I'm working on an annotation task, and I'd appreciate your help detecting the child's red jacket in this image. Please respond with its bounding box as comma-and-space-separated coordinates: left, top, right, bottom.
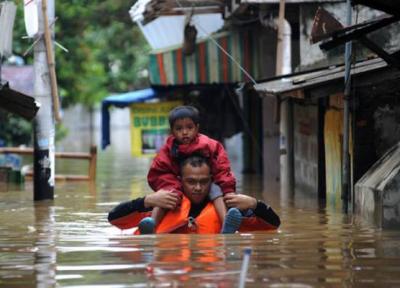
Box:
147, 133, 236, 195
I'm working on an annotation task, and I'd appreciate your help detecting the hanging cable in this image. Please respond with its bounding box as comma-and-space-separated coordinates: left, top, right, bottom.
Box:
174, 0, 258, 85
224, 84, 264, 162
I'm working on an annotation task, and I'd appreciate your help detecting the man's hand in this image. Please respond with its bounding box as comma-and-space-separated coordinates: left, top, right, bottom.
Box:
144, 189, 181, 210
224, 193, 257, 210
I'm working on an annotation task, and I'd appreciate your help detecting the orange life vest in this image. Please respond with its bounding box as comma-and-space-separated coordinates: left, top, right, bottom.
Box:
156, 195, 222, 234
130, 196, 277, 235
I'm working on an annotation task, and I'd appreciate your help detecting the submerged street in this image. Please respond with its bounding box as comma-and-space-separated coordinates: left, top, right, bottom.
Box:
1, 128, 400, 287
1, 0, 400, 286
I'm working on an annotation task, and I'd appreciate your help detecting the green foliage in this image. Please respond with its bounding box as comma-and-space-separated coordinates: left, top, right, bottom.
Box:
0, 111, 32, 146
0, 110, 71, 146
4, 1, 150, 145
13, 0, 150, 107
55, 122, 68, 143
55, 0, 150, 107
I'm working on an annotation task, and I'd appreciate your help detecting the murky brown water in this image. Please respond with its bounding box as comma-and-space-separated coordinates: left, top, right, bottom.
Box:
1, 146, 400, 287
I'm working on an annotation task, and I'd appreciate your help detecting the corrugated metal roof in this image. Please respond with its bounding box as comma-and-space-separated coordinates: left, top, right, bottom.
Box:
148, 30, 265, 85
254, 58, 387, 97
133, 14, 224, 50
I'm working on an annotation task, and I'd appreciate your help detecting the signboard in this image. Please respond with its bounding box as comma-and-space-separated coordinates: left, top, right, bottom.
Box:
130, 101, 182, 156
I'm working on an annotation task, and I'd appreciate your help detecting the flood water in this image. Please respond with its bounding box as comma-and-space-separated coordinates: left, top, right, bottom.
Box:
1, 127, 400, 287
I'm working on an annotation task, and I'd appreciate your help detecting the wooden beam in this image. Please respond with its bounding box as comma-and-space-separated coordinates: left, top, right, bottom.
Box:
24, 173, 90, 181
0, 145, 97, 181
360, 37, 400, 68
0, 147, 92, 159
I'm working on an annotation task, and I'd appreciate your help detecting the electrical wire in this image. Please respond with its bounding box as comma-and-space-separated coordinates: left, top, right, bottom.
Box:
225, 84, 264, 162
175, 0, 258, 85
176, 0, 265, 164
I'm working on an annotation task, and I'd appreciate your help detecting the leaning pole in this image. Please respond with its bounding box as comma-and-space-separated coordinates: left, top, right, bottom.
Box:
33, 0, 56, 201
341, 0, 352, 213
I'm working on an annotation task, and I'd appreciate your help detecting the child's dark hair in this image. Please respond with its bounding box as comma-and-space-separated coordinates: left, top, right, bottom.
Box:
169, 105, 200, 128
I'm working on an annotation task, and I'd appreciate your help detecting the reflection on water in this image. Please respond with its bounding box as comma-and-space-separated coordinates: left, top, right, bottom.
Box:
1, 135, 400, 287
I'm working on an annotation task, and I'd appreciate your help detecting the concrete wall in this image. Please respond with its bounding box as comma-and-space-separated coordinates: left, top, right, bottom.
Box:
355, 143, 400, 228
299, 4, 390, 70
59, 105, 131, 154
293, 103, 319, 196
353, 74, 400, 183
373, 105, 400, 158
262, 96, 280, 194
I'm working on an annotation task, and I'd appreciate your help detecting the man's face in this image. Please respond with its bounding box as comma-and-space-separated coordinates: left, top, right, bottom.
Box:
181, 163, 211, 204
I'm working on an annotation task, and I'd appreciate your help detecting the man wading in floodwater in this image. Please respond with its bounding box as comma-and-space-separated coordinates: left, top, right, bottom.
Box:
108, 155, 280, 234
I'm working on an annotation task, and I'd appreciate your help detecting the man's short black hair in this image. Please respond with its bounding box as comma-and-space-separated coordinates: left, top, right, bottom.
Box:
179, 154, 210, 173
169, 105, 200, 128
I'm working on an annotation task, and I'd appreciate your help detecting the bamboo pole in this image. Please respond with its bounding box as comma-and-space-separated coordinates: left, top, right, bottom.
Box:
41, 0, 61, 122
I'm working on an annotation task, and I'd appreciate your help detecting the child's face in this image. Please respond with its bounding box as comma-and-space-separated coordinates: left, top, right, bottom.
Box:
171, 117, 199, 144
